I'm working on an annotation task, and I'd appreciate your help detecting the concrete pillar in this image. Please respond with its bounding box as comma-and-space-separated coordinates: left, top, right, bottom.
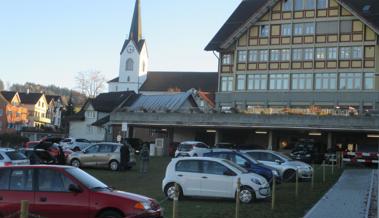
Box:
268, 131, 273, 150
127, 126, 134, 138
327, 132, 332, 150
215, 130, 221, 145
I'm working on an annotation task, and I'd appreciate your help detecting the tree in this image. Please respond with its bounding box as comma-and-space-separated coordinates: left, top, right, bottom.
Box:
0, 80, 4, 91
75, 70, 106, 98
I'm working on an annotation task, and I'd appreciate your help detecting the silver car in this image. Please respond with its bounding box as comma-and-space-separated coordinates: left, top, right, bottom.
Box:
60, 138, 91, 151
0, 148, 30, 166
241, 150, 313, 182
67, 143, 136, 171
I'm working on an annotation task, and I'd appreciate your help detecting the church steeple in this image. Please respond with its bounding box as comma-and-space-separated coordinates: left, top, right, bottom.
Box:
129, 0, 142, 44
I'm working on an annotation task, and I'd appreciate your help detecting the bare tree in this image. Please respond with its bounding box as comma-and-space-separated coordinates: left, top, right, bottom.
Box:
0, 79, 4, 91
75, 70, 106, 98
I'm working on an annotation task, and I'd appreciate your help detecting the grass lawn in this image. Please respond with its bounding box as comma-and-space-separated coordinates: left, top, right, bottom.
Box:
86, 157, 343, 218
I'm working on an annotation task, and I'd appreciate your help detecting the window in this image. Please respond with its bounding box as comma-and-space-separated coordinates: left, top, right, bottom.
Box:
221, 76, 233, 92
176, 160, 201, 173
304, 23, 315, 35
237, 50, 247, 63
9, 169, 33, 191
340, 20, 352, 33
292, 73, 313, 90
86, 111, 96, 119
315, 73, 337, 90
222, 54, 232, 65
247, 74, 267, 90
202, 161, 229, 175
304, 48, 314, 60
127, 76, 130, 82
248, 50, 258, 62
292, 48, 303, 61
339, 73, 362, 90
281, 49, 291, 61
38, 169, 74, 192
0, 109, 3, 116
339, 47, 351, 60
0, 169, 10, 190
364, 73, 375, 90
270, 74, 289, 90
352, 47, 363, 59
305, 0, 315, 9
234, 155, 249, 167
98, 144, 117, 153
236, 75, 246, 91
259, 50, 269, 61
294, 0, 304, 10
126, 59, 134, 71
85, 145, 99, 154
316, 21, 338, 34
316, 48, 326, 60
270, 50, 281, 61
260, 25, 269, 37
327, 47, 337, 60
283, 0, 292, 11
294, 23, 303, 35
281, 24, 292, 36
317, 0, 328, 9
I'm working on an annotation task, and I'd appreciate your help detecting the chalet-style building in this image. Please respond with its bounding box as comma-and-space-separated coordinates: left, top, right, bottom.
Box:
0, 91, 28, 132
18, 92, 50, 128
46, 95, 63, 128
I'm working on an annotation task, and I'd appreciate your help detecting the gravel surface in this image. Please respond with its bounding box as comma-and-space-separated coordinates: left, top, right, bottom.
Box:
305, 169, 374, 218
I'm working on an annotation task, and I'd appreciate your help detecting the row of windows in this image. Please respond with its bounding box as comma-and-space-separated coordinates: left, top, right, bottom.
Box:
221, 72, 375, 91
234, 46, 363, 63
283, 0, 329, 11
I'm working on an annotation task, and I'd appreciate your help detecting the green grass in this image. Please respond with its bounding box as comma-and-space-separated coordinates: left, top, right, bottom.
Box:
86, 157, 343, 218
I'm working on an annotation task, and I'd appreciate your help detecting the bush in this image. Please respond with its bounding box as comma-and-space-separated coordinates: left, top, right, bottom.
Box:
0, 133, 29, 148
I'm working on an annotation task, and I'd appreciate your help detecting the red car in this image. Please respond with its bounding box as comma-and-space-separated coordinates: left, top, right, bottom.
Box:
0, 165, 162, 218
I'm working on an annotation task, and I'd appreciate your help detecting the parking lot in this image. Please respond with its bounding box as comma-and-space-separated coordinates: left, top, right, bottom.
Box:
87, 157, 343, 218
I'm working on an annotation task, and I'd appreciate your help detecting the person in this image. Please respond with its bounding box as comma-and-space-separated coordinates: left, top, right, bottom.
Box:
140, 143, 150, 174
119, 143, 130, 171
57, 145, 65, 165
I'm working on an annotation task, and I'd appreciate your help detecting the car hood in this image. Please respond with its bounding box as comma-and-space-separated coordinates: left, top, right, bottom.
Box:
98, 190, 152, 202
285, 161, 311, 168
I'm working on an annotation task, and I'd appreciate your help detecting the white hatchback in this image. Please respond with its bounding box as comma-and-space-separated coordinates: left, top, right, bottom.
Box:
174, 141, 210, 157
162, 157, 270, 203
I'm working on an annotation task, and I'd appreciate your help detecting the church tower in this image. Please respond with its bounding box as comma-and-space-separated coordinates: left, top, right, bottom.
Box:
108, 0, 148, 93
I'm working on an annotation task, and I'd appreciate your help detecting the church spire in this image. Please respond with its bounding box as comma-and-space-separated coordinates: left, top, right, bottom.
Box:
129, 0, 142, 44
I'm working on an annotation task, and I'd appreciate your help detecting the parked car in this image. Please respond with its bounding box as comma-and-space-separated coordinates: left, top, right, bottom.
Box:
60, 138, 91, 151
34, 140, 72, 161
67, 142, 136, 171
0, 148, 30, 167
162, 157, 270, 204
0, 165, 162, 218
242, 150, 313, 182
174, 141, 210, 157
289, 140, 325, 163
204, 150, 281, 184
19, 148, 56, 165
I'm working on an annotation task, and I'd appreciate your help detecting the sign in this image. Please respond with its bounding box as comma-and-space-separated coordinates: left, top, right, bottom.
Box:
117, 135, 122, 143
122, 122, 128, 132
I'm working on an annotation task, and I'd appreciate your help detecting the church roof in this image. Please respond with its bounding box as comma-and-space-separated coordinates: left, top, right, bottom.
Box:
120, 39, 146, 54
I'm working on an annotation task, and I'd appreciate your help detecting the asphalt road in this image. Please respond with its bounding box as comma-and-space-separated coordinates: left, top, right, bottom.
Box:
304, 169, 376, 218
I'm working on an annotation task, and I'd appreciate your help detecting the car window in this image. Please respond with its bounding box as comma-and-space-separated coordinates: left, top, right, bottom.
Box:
196, 143, 209, 148
99, 144, 116, 153
0, 169, 10, 190
202, 161, 230, 175
66, 168, 108, 189
176, 160, 201, 173
61, 139, 71, 143
86, 145, 99, 154
0, 153, 3, 160
9, 169, 33, 191
76, 139, 90, 143
38, 169, 74, 192
235, 155, 249, 166
247, 152, 260, 160
178, 144, 193, 151
211, 153, 230, 160
6, 151, 27, 160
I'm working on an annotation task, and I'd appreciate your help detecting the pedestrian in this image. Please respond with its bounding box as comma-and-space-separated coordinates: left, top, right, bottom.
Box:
140, 143, 150, 174
119, 143, 130, 171
57, 145, 65, 165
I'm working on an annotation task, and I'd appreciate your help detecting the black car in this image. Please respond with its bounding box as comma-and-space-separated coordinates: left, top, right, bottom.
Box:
20, 148, 56, 165
290, 140, 324, 163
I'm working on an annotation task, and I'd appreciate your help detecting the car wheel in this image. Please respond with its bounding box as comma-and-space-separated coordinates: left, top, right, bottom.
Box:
283, 169, 296, 182
109, 160, 119, 171
239, 187, 255, 204
164, 183, 183, 200
98, 210, 123, 218
71, 159, 81, 168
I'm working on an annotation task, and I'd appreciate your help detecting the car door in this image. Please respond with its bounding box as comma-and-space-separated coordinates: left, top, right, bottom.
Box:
200, 160, 235, 198
0, 168, 36, 217
80, 145, 100, 167
96, 144, 113, 167
33, 168, 89, 218
175, 160, 202, 196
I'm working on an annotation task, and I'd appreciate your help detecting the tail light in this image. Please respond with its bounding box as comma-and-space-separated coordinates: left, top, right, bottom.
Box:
4, 162, 12, 166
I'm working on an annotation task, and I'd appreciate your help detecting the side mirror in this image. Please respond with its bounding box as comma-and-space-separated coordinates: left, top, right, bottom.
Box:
223, 170, 236, 176
68, 184, 82, 193
275, 159, 282, 165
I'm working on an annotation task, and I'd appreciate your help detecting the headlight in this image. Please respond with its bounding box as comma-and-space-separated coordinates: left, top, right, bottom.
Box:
134, 201, 151, 210
251, 178, 262, 185
272, 170, 279, 177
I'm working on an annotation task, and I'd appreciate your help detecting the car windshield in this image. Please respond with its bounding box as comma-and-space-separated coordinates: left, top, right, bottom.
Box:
222, 159, 248, 174
6, 151, 27, 160
178, 144, 193, 151
240, 153, 259, 164
275, 152, 293, 161
65, 168, 108, 189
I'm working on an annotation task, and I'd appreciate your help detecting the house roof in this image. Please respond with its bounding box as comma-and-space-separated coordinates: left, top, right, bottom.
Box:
92, 115, 110, 127
205, 0, 269, 51
91, 91, 136, 113
0, 91, 17, 102
45, 95, 61, 104
138, 71, 218, 93
18, 93, 44, 105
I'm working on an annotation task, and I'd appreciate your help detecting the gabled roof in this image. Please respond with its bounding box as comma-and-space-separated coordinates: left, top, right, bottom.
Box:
91, 91, 136, 113
0, 91, 17, 103
120, 39, 146, 54
45, 95, 61, 104
18, 93, 44, 105
139, 71, 218, 93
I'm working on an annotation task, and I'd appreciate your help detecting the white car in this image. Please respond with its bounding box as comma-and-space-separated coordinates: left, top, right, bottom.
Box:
242, 150, 313, 182
162, 157, 270, 203
174, 141, 210, 157
0, 148, 30, 166
60, 138, 91, 151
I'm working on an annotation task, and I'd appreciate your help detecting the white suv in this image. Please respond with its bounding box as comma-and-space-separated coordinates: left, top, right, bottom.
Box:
0, 148, 30, 166
162, 157, 270, 203
174, 141, 210, 157
60, 138, 91, 151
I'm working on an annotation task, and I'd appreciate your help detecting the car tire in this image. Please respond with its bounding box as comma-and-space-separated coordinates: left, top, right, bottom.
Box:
109, 160, 119, 171
238, 187, 255, 204
98, 210, 123, 218
71, 159, 81, 168
283, 169, 296, 182
164, 183, 183, 200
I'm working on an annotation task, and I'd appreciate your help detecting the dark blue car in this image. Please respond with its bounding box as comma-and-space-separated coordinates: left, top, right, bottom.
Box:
204, 150, 281, 184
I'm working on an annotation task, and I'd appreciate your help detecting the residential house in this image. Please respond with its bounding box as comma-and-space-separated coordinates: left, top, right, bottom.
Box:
19, 92, 50, 128
0, 91, 28, 132
46, 95, 64, 128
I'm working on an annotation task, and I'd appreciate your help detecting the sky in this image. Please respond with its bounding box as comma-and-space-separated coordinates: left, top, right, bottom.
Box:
0, 0, 240, 90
